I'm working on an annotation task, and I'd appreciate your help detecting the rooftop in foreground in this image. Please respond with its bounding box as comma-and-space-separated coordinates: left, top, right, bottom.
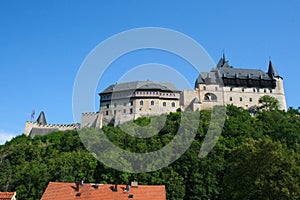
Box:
41, 182, 166, 200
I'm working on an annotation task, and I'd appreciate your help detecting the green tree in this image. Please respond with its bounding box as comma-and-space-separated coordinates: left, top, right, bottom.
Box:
223, 137, 300, 200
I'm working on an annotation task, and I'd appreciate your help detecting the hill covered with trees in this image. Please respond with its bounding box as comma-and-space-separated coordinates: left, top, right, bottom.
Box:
1, 98, 300, 199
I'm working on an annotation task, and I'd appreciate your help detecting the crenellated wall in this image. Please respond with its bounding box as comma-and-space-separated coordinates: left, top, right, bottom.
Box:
24, 121, 80, 136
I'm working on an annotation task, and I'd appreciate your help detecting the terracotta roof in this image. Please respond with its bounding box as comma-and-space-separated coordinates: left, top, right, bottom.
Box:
41, 182, 166, 200
0, 192, 16, 200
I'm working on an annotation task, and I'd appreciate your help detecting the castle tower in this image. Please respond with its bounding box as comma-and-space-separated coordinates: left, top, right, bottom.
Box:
267, 60, 287, 110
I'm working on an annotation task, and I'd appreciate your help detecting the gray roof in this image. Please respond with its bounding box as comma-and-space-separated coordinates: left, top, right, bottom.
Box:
267, 60, 280, 78
100, 81, 180, 94
36, 111, 47, 125
196, 56, 280, 86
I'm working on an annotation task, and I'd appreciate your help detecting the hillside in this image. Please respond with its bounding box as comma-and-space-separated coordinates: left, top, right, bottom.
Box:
1, 104, 300, 199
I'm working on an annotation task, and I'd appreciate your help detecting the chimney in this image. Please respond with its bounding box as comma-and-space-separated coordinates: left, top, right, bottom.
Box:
75, 180, 84, 191
75, 181, 79, 192
131, 181, 138, 187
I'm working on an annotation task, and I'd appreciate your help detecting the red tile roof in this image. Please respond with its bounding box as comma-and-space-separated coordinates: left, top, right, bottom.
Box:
0, 192, 16, 200
41, 182, 166, 200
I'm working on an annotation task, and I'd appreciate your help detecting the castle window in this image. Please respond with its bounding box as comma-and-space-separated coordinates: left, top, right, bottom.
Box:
124, 102, 126, 106
140, 100, 143, 106
172, 102, 176, 107
123, 109, 126, 113
151, 100, 155, 106
106, 111, 109, 116
257, 88, 260, 92
230, 97, 233, 101
114, 103, 117, 107
106, 104, 109, 108
203, 86, 206, 90
270, 89, 273, 93
253, 88, 256, 92
242, 88, 245, 92
130, 101, 133, 106
130, 108, 133, 114
114, 110, 116, 115
215, 87, 218, 91
163, 102, 166, 107
204, 93, 217, 101
264, 89, 267, 93
250, 98, 252, 102
230, 87, 233, 91
240, 97, 243, 102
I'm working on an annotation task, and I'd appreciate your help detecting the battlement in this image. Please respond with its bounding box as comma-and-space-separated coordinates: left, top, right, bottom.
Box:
81, 112, 99, 116
24, 121, 80, 137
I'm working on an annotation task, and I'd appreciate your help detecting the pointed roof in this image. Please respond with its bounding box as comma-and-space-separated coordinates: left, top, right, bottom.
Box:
36, 111, 47, 125
216, 53, 231, 69
267, 60, 280, 78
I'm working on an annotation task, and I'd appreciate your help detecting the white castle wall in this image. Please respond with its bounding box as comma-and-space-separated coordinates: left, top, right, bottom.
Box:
24, 121, 80, 136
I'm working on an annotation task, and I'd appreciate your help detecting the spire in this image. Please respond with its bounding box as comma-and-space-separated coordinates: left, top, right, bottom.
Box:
36, 111, 47, 125
217, 52, 231, 69
267, 60, 280, 78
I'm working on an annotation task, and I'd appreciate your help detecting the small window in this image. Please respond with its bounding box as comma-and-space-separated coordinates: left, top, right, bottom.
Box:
230, 88, 233, 91
257, 88, 260, 92
130, 108, 133, 114
203, 86, 206, 90
240, 97, 243, 102
105, 111, 109, 116
250, 98, 253, 102
114, 103, 117, 107
106, 104, 109, 108
229, 97, 233, 101
163, 102, 166, 107
242, 88, 245, 92
151, 100, 154, 106
270, 89, 272, 93
264, 89, 267, 93
140, 100, 143, 106
123, 109, 126, 114
215, 87, 218, 91
171, 102, 175, 107
114, 110, 116, 115
123, 102, 126, 106
130, 101, 133, 106
253, 88, 256, 92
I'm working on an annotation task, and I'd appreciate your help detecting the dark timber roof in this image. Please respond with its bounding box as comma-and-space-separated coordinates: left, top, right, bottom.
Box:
195, 55, 281, 88
36, 111, 47, 125
100, 81, 180, 94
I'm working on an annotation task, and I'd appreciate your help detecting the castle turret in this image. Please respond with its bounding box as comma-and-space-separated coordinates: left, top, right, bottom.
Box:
36, 111, 47, 125
267, 60, 280, 78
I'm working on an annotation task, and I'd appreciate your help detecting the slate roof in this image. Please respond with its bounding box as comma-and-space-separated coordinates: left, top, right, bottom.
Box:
0, 192, 16, 200
41, 182, 166, 200
36, 111, 47, 125
100, 81, 179, 94
195, 56, 280, 87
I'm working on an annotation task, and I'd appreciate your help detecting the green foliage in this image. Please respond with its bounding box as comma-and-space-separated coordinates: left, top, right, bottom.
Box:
0, 106, 300, 199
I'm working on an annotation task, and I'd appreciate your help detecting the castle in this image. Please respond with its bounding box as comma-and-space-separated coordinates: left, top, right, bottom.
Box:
24, 56, 286, 137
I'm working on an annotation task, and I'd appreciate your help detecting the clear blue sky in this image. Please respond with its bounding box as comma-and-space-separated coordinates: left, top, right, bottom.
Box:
0, 0, 299, 143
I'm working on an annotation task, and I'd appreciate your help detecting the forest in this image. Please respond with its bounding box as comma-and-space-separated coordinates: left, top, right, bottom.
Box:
0, 96, 300, 200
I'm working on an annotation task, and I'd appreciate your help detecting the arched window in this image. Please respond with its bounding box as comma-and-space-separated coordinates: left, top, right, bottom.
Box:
204, 93, 217, 101
140, 100, 143, 106
151, 100, 154, 106
171, 102, 175, 107
163, 102, 166, 107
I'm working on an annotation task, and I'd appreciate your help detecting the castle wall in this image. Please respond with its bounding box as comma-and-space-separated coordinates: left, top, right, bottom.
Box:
100, 97, 180, 126
195, 77, 287, 110
24, 121, 80, 137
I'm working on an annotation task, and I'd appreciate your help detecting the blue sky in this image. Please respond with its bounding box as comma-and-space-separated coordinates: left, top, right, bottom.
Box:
0, 0, 299, 143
